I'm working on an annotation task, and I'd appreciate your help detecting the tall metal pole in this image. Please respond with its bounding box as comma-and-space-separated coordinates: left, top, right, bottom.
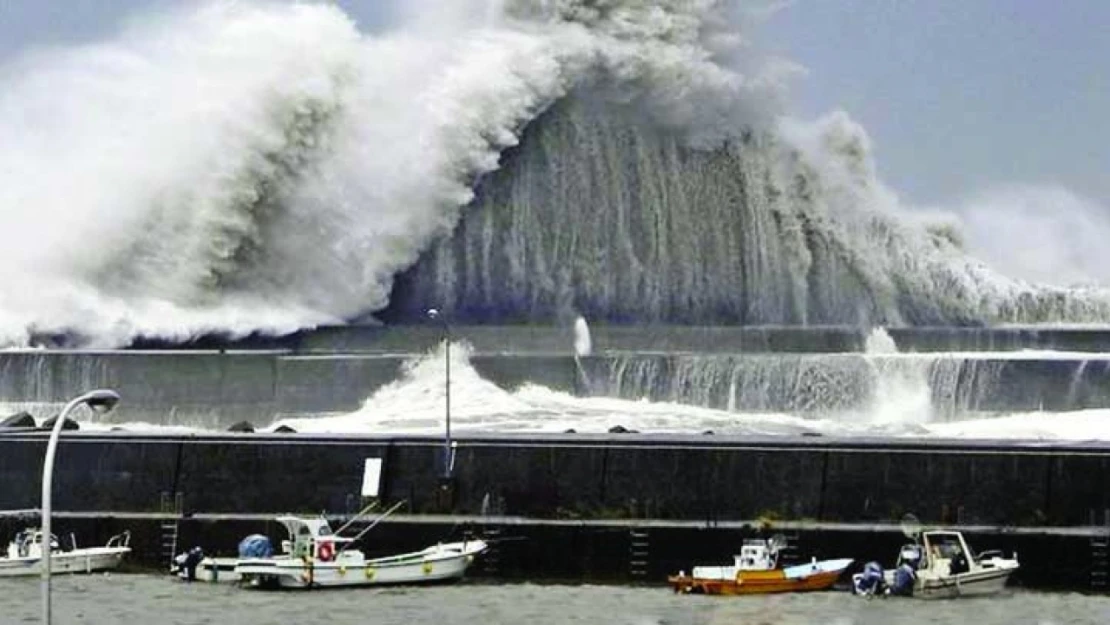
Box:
41, 389, 120, 625
444, 326, 451, 477
427, 309, 452, 478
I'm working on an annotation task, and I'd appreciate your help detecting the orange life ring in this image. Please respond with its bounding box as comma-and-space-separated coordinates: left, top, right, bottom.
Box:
317, 541, 335, 562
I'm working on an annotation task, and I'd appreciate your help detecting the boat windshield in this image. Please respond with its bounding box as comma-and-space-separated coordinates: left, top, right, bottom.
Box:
924, 532, 971, 574
925, 533, 966, 559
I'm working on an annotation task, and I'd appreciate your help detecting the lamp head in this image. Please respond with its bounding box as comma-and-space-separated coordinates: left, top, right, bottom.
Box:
83, 389, 121, 415
427, 308, 440, 320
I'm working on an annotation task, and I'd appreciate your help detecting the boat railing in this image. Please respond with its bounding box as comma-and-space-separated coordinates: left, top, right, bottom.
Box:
338, 500, 408, 554
106, 530, 131, 549
976, 549, 1004, 562
333, 500, 381, 536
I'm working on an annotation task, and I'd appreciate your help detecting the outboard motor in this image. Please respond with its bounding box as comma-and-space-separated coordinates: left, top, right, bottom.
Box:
175, 546, 205, 582
854, 561, 886, 596
890, 563, 916, 596
237, 534, 274, 559
14, 531, 29, 558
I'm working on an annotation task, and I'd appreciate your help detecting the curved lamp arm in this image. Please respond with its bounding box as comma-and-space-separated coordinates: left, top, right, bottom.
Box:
42, 389, 120, 625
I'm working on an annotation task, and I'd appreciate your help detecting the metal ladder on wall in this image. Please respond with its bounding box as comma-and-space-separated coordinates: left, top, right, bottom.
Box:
1091, 535, 1108, 590
629, 528, 650, 579
159, 492, 183, 568
480, 526, 502, 576
1089, 508, 1109, 591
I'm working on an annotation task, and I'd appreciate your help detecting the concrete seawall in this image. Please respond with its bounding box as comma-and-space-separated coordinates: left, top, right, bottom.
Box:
4, 350, 1110, 427
0, 351, 580, 426
2, 432, 1108, 525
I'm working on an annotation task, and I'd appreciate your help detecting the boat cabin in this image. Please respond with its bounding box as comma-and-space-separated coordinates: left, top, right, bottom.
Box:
922, 531, 973, 574
733, 539, 778, 571
895, 530, 979, 576
276, 516, 331, 558
6, 529, 60, 560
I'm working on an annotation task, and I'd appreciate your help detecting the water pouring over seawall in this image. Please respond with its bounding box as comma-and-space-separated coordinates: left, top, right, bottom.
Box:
5, 326, 1110, 440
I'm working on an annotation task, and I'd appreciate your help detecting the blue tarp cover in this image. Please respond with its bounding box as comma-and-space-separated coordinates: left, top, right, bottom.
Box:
237, 534, 273, 559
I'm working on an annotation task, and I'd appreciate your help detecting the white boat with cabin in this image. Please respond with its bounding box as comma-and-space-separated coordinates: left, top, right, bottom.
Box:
176, 503, 487, 589
236, 515, 486, 589
0, 528, 131, 577
853, 529, 1019, 599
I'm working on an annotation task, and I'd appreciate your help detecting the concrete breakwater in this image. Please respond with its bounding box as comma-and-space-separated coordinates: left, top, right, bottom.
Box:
1, 432, 1108, 589
3, 349, 1110, 427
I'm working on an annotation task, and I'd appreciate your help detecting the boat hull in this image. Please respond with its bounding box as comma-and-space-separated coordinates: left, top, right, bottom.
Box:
238, 555, 475, 589
910, 567, 1016, 599
235, 541, 485, 589
670, 568, 846, 595
176, 557, 240, 583
854, 563, 1019, 599
0, 548, 130, 578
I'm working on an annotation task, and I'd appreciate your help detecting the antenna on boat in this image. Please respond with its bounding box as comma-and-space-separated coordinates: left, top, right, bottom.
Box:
767, 533, 788, 554
763, 535, 790, 559
900, 513, 923, 541
426, 308, 455, 479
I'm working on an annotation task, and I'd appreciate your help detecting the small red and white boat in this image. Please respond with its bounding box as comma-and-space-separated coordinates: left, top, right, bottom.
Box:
669, 537, 853, 595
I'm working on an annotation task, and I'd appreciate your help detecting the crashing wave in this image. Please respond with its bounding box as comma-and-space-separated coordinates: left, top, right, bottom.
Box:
0, 0, 1106, 346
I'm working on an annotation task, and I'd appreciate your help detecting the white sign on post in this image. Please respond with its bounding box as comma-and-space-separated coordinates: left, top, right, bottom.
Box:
361, 458, 383, 498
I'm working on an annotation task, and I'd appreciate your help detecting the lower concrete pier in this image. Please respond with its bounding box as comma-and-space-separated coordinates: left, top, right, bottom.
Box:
1, 432, 1109, 590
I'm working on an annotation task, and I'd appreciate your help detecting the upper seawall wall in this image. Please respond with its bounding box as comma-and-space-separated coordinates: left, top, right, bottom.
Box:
4, 349, 1110, 427
0, 351, 577, 426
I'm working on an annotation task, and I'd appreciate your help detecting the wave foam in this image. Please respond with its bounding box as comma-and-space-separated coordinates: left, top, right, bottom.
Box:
0, 0, 792, 346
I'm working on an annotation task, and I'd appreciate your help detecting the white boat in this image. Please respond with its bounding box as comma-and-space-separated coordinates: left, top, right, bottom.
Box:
0, 528, 131, 577
853, 529, 1019, 599
177, 509, 487, 589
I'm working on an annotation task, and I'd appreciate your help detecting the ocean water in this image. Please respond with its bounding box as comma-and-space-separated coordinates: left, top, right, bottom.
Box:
1, 576, 1108, 625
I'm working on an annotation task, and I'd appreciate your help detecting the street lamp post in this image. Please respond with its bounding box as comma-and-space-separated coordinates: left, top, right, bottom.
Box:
426, 308, 453, 478
42, 389, 120, 625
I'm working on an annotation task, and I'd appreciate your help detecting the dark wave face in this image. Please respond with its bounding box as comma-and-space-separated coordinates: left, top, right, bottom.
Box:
385, 92, 1110, 327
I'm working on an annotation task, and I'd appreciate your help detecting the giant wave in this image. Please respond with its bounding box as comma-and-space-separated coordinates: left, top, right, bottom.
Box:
0, 0, 1107, 347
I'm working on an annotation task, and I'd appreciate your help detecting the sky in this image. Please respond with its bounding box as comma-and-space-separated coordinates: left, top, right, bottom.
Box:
0, 0, 1106, 209
759, 0, 1110, 208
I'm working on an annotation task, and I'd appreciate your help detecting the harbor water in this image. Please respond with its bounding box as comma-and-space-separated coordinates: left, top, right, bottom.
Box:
1, 576, 1108, 625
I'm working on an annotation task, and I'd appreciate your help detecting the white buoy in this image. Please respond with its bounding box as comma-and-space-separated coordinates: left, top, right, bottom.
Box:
573, 316, 592, 357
